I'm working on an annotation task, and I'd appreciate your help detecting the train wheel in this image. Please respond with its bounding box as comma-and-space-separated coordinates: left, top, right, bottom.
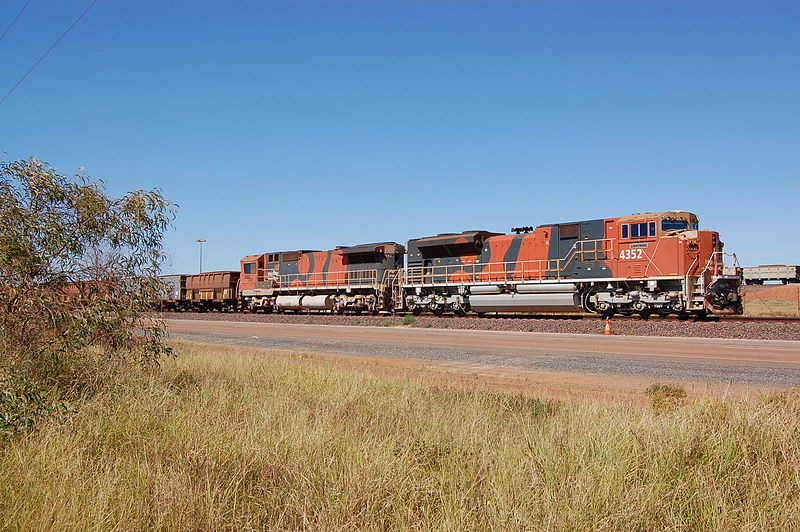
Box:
432, 307, 444, 317
412, 308, 423, 316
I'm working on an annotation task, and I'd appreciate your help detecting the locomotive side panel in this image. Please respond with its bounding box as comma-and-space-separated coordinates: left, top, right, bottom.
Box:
544, 219, 610, 280
406, 231, 499, 285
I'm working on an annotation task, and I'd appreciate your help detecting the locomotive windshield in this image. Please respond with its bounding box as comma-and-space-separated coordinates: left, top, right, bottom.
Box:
661, 219, 688, 231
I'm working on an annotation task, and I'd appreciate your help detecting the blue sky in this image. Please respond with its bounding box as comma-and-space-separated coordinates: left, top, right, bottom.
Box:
1, 0, 798, 273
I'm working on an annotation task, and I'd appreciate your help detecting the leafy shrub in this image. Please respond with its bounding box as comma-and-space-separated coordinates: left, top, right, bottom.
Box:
0, 158, 175, 393
0, 373, 72, 442
401, 314, 417, 326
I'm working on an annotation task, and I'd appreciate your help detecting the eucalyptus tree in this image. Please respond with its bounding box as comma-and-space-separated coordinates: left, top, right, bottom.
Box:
0, 157, 176, 392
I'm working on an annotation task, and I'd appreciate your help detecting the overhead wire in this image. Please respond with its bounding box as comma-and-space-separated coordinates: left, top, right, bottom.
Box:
0, 0, 98, 108
0, 0, 33, 43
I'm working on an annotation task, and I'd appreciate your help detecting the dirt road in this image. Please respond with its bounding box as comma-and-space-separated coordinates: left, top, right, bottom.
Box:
166, 319, 800, 393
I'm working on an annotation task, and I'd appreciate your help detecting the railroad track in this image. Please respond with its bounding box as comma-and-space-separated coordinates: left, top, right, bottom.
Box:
162, 310, 800, 323
163, 311, 800, 341
372, 311, 799, 322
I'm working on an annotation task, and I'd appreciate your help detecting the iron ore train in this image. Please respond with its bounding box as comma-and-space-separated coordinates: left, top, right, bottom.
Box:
160, 210, 743, 319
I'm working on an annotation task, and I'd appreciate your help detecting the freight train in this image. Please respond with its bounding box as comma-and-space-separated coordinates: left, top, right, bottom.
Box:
742, 265, 800, 285
160, 210, 743, 319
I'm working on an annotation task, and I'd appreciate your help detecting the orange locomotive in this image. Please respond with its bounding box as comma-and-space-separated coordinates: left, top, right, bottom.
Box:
403, 211, 741, 318
239, 243, 404, 314
232, 211, 741, 319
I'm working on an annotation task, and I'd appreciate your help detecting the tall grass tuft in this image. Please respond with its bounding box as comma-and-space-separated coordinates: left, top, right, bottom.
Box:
0, 344, 799, 530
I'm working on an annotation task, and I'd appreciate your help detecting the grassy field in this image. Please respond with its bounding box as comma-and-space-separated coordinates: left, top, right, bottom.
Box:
1, 343, 799, 531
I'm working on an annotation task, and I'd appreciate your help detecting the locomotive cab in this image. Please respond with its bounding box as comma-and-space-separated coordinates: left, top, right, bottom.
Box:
597, 211, 741, 317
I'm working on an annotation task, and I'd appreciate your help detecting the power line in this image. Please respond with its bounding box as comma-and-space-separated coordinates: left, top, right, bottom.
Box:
0, 0, 33, 44
0, 0, 98, 108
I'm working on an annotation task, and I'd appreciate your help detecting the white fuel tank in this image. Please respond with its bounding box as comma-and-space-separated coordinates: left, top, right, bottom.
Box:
302, 295, 333, 310
468, 293, 578, 312
275, 295, 304, 310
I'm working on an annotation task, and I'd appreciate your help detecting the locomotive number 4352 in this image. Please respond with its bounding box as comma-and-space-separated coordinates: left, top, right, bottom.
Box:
619, 248, 645, 260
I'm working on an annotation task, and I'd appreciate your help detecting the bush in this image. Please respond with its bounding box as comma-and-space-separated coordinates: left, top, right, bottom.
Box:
0, 374, 72, 442
401, 314, 417, 326
0, 157, 175, 422
645, 383, 687, 412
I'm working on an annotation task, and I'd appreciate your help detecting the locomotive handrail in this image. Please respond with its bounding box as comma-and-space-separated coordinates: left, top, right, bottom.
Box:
403, 238, 615, 286
684, 257, 699, 278
275, 269, 380, 291
699, 251, 739, 279
558, 238, 615, 273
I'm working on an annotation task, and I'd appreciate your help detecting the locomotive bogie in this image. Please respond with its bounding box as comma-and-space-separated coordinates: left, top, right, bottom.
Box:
404, 292, 466, 315
590, 285, 685, 318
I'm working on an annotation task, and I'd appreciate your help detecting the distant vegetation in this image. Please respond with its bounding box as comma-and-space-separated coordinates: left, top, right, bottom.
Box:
0, 157, 175, 439
402, 314, 417, 326
1, 343, 798, 530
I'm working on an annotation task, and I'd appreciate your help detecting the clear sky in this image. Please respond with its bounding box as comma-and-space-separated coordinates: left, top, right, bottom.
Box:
1, 0, 798, 273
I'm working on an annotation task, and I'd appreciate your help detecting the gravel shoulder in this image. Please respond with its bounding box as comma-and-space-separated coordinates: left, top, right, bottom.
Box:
166, 319, 800, 389
164, 311, 800, 341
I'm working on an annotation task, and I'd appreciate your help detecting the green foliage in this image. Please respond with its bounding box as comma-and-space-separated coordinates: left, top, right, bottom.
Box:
0, 373, 72, 442
646, 383, 687, 412
401, 314, 417, 326
0, 157, 176, 396
379, 318, 392, 327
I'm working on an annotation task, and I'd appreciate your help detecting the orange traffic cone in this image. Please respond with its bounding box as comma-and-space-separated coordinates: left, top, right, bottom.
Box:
603, 318, 613, 335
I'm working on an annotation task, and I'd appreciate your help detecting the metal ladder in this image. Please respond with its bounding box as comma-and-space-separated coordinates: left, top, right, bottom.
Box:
382, 269, 405, 311
688, 276, 706, 310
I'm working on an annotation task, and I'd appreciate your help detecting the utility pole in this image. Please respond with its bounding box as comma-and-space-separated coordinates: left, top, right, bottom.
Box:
196, 239, 206, 273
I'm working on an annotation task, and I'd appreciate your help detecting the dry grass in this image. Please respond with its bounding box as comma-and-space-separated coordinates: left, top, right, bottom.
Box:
1, 342, 799, 531
744, 299, 800, 317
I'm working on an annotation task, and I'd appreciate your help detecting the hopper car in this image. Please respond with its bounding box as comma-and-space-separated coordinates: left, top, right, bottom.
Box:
160, 271, 239, 312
